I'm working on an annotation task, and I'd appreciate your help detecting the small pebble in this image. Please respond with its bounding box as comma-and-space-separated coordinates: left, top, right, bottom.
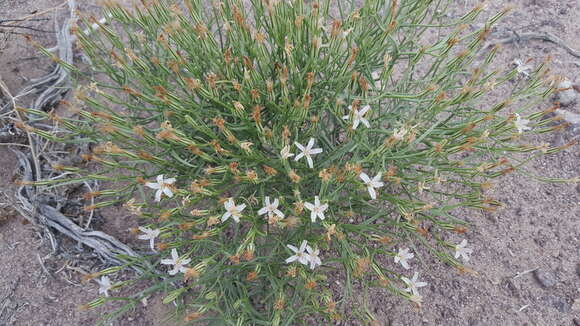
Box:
545, 295, 571, 313
557, 79, 577, 106
555, 109, 580, 126
574, 318, 580, 326
533, 269, 558, 288
572, 298, 580, 311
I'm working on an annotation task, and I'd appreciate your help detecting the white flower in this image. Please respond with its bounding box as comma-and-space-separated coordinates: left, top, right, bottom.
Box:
145, 175, 176, 202
513, 59, 532, 76
340, 28, 353, 39
306, 245, 322, 270
401, 272, 428, 296
304, 196, 328, 223
160, 248, 191, 275
285, 240, 309, 265
280, 145, 295, 159
221, 198, 246, 223
342, 105, 371, 130
514, 113, 531, 134
359, 172, 384, 200
258, 196, 285, 219
394, 248, 414, 270
454, 239, 473, 262
294, 138, 323, 168
392, 128, 407, 141
138, 227, 160, 252
97, 276, 112, 297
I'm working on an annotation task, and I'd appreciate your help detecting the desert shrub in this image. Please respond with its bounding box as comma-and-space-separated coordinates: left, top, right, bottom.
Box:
25, 0, 571, 324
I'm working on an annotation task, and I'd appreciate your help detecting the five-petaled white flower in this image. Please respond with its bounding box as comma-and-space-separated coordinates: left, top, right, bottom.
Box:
514, 113, 531, 134
221, 198, 246, 223
513, 59, 532, 76
401, 272, 428, 296
145, 175, 176, 202
454, 239, 473, 262
394, 248, 414, 270
97, 276, 112, 297
304, 196, 328, 223
306, 245, 322, 270
138, 226, 161, 252
258, 196, 285, 220
280, 145, 295, 159
160, 248, 191, 275
343, 105, 371, 130
285, 240, 309, 265
294, 138, 323, 168
359, 172, 384, 200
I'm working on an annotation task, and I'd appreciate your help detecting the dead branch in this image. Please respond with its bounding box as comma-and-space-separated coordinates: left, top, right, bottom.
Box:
1, 0, 144, 271
487, 31, 580, 58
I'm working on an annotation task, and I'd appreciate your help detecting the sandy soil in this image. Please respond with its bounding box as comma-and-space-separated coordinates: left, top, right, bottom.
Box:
0, 0, 578, 325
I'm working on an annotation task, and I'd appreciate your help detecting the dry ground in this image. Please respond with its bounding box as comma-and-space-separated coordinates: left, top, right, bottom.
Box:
0, 0, 578, 325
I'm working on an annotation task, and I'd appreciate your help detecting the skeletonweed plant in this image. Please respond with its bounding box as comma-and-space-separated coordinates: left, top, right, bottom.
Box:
24, 0, 574, 324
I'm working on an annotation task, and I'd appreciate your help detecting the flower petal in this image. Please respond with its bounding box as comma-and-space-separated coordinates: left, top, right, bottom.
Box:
221, 212, 231, 222
285, 255, 298, 264
306, 156, 314, 168
163, 187, 174, 198
145, 182, 160, 190
294, 142, 305, 151
299, 240, 308, 252
368, 186, 377, 199
237, 203, 246, 212
361, 118, 370, 128
309, 148, 323, 154
359, 172, 370, 183
165, 177, 176, 184
307, 138, 315, 149
310, 211, 318, 222
359, 105, 370, 115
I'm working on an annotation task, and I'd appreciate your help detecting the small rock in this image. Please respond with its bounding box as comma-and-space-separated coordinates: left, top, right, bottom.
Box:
501, 278, 521, 298
573, 298, 580, 311
557, 79, 577, 106
533, 269, 558, 288
576, 263, 580, 277
556, 109, 580, 126
545, 295, 571, 313
574, 318, 580, 326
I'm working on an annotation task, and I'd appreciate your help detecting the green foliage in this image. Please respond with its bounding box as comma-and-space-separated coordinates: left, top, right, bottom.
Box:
27, 0, 570, 324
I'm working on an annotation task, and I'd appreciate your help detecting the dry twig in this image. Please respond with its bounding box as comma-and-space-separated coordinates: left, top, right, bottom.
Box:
486, 31, 580, 58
